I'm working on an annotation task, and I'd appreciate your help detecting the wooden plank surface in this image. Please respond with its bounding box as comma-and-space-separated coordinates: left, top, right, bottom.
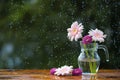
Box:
0, 69, 120, 80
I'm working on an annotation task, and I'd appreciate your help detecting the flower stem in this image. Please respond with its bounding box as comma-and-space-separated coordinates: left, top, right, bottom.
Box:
83, 44, 93, 73
83, 43, 97, 74
91, 42, 97, 73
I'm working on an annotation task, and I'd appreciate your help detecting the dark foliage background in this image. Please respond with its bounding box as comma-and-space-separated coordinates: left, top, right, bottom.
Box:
0, 0, 119, 69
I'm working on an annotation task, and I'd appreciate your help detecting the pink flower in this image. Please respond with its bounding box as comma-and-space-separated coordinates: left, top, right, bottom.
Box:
72, 68, 82, 76
82, 35, 92, 44
67, 21, 84, 41
88, 29, 107, 43
54, 65, 73, 76
50, 68, 57, 75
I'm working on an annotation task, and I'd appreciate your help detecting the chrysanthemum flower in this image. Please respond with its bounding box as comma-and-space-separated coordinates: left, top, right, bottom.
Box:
82, 35, 92, 44
50, 68, 57, 75
54, 65, 73, 76
72, 68, 82, 76
88, 28, 106, 43
67, 21, 84, 41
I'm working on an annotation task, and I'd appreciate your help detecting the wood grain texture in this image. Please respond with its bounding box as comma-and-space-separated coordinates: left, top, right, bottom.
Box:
0, 69, 120, 80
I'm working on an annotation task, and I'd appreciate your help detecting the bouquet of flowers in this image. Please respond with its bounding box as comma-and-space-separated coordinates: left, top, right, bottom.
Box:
67, 21, 106, 43
67, 21, 107, 74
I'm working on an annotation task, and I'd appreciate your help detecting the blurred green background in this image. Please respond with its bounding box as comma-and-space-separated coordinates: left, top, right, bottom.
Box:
0, 0, 119, 69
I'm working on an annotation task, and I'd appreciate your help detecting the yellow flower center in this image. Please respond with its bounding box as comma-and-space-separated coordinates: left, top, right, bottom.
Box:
72, 28, 77, 33
94, 33, 101, 37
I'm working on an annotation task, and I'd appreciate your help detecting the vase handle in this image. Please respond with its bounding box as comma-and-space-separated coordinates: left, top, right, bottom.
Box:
98, 45, 109, 62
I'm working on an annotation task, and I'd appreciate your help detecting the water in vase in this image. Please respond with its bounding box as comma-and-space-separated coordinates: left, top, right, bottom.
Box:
78, 59, 100, 75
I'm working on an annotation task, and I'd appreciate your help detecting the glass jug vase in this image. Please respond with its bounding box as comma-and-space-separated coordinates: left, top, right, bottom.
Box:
78, 42, 109, 77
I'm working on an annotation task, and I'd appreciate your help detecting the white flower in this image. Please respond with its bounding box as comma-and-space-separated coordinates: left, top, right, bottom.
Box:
88, 28, 107, 43
67, 21, 84, 41
54, 65, 73, 76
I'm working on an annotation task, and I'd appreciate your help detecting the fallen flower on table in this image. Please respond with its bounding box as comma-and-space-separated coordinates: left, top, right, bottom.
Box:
72, 68, 82, 76
50, 68, 57, 75
54, 65, 73, 76
50, 65, 82, 76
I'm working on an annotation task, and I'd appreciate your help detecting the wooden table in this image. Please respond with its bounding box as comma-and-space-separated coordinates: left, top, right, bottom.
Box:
0, 69, 120, 80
